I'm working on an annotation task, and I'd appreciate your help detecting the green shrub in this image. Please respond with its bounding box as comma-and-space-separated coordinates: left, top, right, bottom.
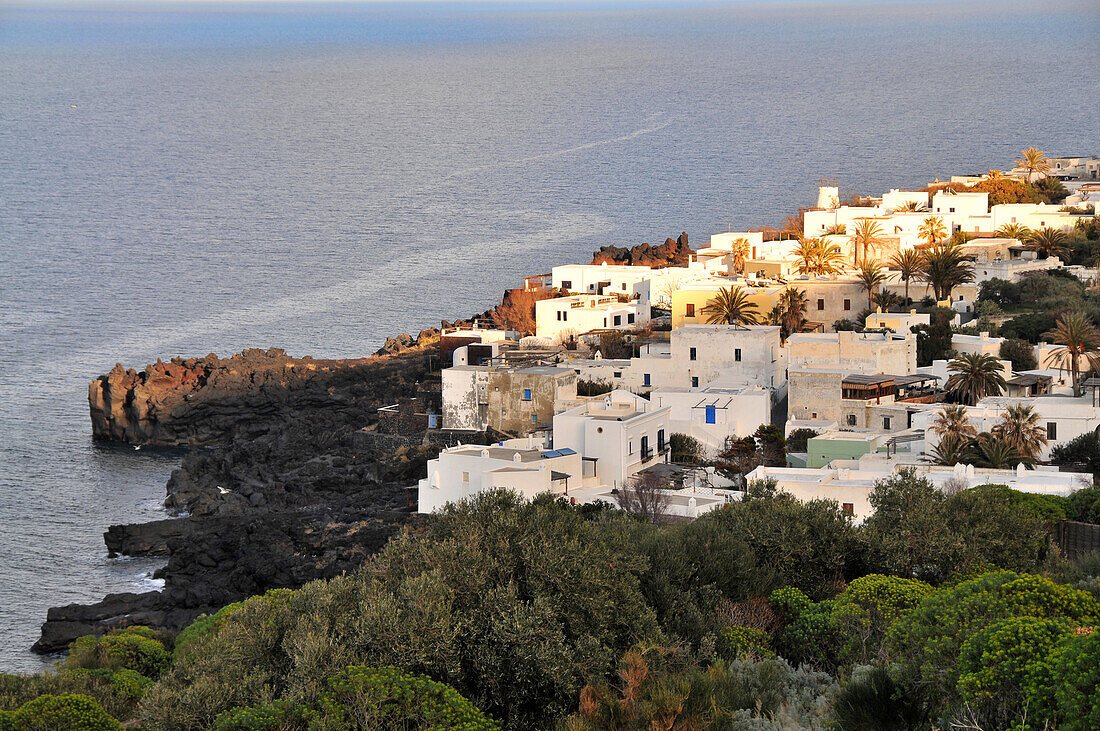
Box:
956, 616, 1074, 727
716, 626, 774, 661
886, 572, 1100, 715
0, 670, 139, 721
65, 628, 171, 678
213, 700, 308, 730
768, 586, 812, 619
172, 592, 288, 663
831, 665, 927, 731
315, 666, 499, 730
8, 693, 121, 730
141, 492, 658, 730
775, 575, 931, 671
1039, 627, 1100, 730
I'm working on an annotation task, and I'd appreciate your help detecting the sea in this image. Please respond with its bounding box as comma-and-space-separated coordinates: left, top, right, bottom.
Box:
1, 0, 1097, 672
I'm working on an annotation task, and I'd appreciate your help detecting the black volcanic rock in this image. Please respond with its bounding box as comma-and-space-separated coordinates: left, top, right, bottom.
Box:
38, 344, 443, 654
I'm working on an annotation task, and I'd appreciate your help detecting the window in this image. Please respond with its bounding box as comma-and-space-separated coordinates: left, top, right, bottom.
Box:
811, 412, 817, 419
621, 283, 627, 291
643, 373, 651, 386
613, 371, 622, 378
686, 303, 695, 317
842, 503, 854, 517
691, 377, 699, 388
561, 280, 572, 290
1047, 422, 1057, 440
1011, 217, 1017, 223
705, 405, 716, 424
735, 348, 742, 362
844, 299, 851, 310
531, 414, 538, 424
657, 429, 665, 451
817, 299, 825, 311
883, 417, 892, 430
641, 435, 649, 457
562, 311, 567, 321
613, 315, 622, 326
556, 311, 562, 321
846, 414, 857, 426
462, 471, 470, 483
689, 347, 697, 361
603, 318, 607, 327
627, 313, 635, 324
629, 441, 633, 454
522, 388, 531, 401
949, 207, 955, 213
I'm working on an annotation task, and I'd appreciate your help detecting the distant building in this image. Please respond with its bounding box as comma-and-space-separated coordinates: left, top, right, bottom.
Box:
442, 364, 577, 435
649, 384, 771, 451
535, 294, 647, 342
418, 441, 581, 514
553, 390, 671, 489
747, 461, 1091, 521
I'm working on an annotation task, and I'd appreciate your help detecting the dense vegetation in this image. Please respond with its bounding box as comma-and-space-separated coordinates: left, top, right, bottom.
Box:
6, 470, 1100, 729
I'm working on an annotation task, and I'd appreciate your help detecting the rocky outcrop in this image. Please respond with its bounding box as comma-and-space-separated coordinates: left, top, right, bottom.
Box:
591, 232, 692, 268
42, 345, 447, 654
88, 347, 434, 446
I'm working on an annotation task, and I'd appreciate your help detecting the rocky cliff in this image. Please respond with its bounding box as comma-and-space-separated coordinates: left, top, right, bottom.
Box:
37, 339, 449, 653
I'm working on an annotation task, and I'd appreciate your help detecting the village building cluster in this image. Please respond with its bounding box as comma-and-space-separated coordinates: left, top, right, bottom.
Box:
405, 154, 1100, 521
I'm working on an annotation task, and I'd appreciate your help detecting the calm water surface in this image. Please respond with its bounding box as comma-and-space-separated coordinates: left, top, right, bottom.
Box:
1, 0, 1097, 671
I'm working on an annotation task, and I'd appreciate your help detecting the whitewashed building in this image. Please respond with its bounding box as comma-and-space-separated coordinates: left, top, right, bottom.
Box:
535, 294, 648, 341
552, 390, 672, 488
747, 461, 1091, 521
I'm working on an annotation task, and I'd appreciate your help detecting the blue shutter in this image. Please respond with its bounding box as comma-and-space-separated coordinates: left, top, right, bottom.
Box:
705, 405, 716, 424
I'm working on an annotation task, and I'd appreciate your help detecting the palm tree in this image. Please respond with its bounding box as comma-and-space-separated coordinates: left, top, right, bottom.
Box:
995, 223, 1031, 241
1025, 227, 1070, 260
894, 200, 926, 213
930, 433, 974, 466
945, 352, 1006, 405
851, 218, 886, 266
972, 433, 1023, 469
811, 240, 845, 277
872, 289, 903, 312
991, 403, 1048, 463
889, 249, 923, 305
824, 224, 847, 236
793, 237, 844, 277
1042, 312, 1100, 397
702, 286, 762, 325
793, 237, 819, 275
918, 241, 975, 302
918, 216, 947, 247
931, 404, 977, 441
775, 287, 809, 340
728, 237, 752, 274
987, 169, 1005, 180
856, 260, 889, 311
1014, 147, 1050, 181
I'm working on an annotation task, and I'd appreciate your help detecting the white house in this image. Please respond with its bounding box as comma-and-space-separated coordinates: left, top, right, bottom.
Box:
418, 440, 582, 513
913, 392, 1100, 461
552, 390, 672, 488
747, 461, 1091, 521
931, 190, 989, 226
649, 384, 771, 452
535, 294, 648, 341
881, 189, 929, 212
624, 325, 785, 392
864, 309, 931, 332
786, 330, 917, 376
991, 203, 1090, 234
